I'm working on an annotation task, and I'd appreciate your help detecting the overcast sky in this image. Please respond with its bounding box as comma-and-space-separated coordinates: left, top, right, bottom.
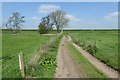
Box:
2, 2, 118, 30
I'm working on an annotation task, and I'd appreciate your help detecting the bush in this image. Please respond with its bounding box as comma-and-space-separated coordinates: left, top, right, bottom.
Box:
38, 23, 53, 34
73, 38, 80, 45
38, 23, 47, 34
86, 44, 98, 54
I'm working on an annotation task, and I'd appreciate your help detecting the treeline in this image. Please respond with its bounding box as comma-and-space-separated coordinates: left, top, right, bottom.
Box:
3, 10, 69, 34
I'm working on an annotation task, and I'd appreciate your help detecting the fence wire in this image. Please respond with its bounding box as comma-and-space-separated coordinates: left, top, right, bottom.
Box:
2, 35, 61, 78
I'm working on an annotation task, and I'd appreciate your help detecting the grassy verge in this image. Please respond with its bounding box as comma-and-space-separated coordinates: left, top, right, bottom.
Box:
67, 42, 107, 78
69, 30, 119, 71
25, 35, 62, 78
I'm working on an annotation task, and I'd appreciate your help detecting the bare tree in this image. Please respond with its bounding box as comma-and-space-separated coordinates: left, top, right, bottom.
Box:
5, 12, 25, 33
38, 15, 53, 34
49, 10, 69, 33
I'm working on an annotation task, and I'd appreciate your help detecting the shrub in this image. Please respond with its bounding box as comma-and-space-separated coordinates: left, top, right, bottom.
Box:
38, 23, 47, 34
86, 44, 98, 54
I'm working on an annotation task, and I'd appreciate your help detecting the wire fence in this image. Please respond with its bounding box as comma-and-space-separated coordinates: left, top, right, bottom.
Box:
2, 35, 62, 78
2, 53, 20, 78
70, 34, 118, 55
2, 46, 36, 78
69, 34, 119, 71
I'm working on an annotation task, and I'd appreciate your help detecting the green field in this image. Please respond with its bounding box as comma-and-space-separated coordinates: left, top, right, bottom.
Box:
2, 31, 52, 58
2, 30, 61, 78
67, 30, 119, 71
2, 30, 119, 78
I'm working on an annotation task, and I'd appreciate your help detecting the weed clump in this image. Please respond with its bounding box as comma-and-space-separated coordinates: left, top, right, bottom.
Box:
71, 36, 98, 54
86, 44, 98, 55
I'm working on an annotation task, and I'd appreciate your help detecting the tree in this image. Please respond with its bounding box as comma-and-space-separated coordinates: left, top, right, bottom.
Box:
38, 23, 46, 34
49, 10, 69, 33
5, 12, 25, 33
38, 15, 53, 34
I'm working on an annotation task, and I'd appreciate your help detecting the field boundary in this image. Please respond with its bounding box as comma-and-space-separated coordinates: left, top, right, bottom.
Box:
68, 35, 119, 78
42, 31, 63, 36
2, 35, 62, 78
69, 31, 119, 71
72, 42, 118, 78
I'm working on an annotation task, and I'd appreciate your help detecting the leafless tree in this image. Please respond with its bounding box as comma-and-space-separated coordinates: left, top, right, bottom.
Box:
49, 10, 69, 33
5, 12, 25, 33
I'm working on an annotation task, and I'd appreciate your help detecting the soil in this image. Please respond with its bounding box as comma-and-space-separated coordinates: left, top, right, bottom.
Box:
55, 36, 81, 78
55, 35, 119, 78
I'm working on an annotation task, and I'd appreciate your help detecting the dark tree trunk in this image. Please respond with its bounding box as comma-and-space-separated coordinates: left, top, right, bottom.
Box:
57, 26, 60, 33
8, 28, 13, 34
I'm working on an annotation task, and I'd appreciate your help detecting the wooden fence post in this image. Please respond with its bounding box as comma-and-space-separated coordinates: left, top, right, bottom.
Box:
18, 52, 25, 78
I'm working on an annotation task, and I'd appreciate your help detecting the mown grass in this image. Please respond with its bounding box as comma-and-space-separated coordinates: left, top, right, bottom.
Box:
2, 30, 55, 78
67, 42, 107, 78
68, 30, 119, 71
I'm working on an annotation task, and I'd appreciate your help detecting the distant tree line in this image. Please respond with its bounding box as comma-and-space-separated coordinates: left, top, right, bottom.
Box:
4, 10, 69, 34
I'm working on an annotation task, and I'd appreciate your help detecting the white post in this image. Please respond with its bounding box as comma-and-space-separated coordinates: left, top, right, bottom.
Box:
18, 52, 25, 78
